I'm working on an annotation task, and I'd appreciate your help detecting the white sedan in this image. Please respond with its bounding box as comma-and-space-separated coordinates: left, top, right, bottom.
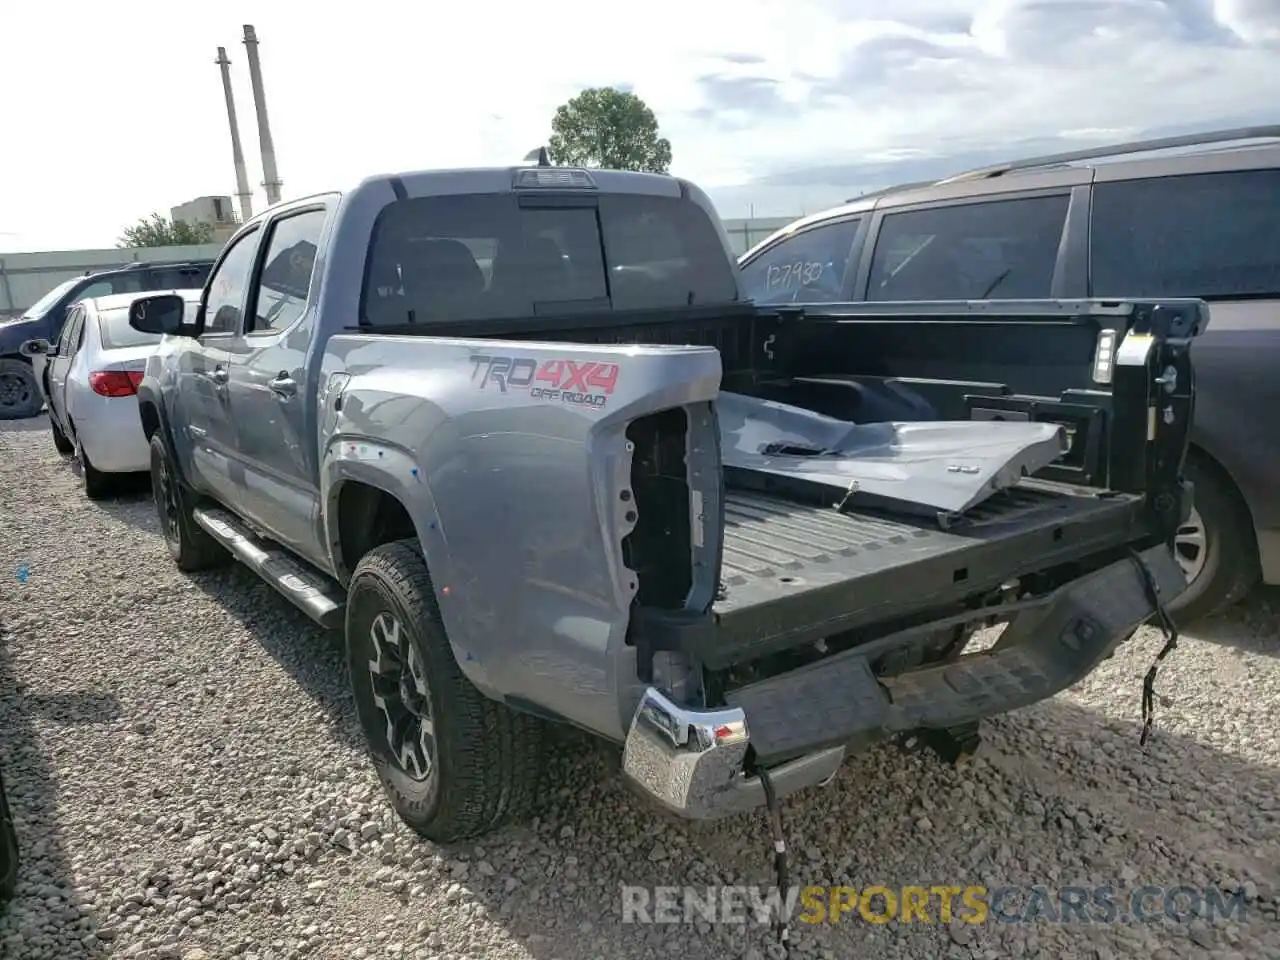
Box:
19, 290, 199, 499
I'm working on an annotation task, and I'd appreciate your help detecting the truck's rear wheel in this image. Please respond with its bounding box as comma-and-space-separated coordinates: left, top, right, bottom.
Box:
346, 539, 544, 843
149, 433, 227, 571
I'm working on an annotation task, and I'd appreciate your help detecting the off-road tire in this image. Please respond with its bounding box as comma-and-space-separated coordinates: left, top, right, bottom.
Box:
50, 418, 74, 455
347, 539, 544, 843
0, 357, 42, 421
75, 435, 113, 501
1166, 453, 1259, 625
149, 433, 228, 572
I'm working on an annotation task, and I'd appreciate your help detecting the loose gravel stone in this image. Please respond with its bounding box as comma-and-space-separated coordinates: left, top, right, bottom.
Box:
2, 413, 1280, 959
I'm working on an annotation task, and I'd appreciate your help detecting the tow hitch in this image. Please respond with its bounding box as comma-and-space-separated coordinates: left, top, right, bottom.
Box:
899, 722, 983, 765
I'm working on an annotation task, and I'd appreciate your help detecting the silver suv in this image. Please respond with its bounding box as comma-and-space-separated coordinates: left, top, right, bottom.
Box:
738, 125, 1280, 624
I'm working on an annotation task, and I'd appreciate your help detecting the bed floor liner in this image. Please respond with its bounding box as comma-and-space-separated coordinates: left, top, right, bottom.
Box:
701, 481, 1148, 669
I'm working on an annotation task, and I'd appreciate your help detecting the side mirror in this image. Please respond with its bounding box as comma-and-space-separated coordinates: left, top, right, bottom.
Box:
18, 338, 52, 357
129, 294, 187, 336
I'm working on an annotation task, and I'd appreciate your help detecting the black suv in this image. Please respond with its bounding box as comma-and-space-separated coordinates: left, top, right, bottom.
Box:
0, 260, 215, 419
738, 124, 1280, 625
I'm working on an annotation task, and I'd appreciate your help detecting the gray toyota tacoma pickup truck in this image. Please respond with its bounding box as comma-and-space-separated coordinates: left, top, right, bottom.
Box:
124, 162, 1203, 843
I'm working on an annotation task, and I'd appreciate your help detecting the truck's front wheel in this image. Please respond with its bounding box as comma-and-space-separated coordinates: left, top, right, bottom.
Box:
346, 540, 544, 843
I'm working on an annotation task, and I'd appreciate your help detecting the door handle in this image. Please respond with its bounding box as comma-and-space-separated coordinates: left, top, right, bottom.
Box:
269, 373, 298, 398
204, 366, 229, 386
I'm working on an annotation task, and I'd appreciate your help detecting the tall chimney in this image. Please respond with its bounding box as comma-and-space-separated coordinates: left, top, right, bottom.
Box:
215, 46, 254, 222
241, 24, 283, 206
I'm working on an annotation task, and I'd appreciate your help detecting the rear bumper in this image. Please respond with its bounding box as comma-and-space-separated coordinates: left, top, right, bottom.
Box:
621, 543, 1184, 820
77, 399, 149, 473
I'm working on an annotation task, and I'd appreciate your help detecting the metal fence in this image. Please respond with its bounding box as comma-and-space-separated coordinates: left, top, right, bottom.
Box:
722, 217, 796, 257
0, 243, 226, 317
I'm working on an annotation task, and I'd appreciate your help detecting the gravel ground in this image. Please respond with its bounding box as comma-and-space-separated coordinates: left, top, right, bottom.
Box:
1, 411, 1279, 960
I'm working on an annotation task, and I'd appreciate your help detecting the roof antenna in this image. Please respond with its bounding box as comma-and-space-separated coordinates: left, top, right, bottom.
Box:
523, 146, 552, 167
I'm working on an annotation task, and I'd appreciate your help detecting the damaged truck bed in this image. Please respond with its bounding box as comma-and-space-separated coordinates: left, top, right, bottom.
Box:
713, 480, 1149, 669
609, 297, 1202, 819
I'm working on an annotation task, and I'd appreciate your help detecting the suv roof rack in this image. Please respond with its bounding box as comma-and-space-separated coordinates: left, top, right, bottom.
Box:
936, 123, 1280, 184
114, 259, 211, 271
843, 179, 937, 204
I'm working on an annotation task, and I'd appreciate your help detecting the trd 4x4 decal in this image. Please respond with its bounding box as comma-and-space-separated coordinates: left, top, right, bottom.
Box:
469, 355, 621, 409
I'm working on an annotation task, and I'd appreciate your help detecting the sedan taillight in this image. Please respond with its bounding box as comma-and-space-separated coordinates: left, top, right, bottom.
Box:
88, 371, 143, 398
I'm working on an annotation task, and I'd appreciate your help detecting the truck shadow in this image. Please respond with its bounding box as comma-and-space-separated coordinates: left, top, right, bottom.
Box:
179, 564, 598, 763
183, 565, 367, 753
0, 620, 122, 956
457, 696, 1279, 960
1183, 586, 1280, 658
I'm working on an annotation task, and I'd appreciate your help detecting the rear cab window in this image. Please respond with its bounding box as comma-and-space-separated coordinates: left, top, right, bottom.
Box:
1090, 170, 1280, 299
866, 195, 1069, 300
360, 191, 738, 326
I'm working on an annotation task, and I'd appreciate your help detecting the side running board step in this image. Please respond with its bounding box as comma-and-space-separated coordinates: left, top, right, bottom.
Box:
192, 507, 346, 630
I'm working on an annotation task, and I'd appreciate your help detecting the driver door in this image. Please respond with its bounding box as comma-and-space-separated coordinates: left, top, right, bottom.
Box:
175, 226, 263, 503
46, 306, 85, 433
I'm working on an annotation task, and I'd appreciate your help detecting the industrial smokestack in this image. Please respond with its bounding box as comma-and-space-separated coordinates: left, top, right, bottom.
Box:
215, 46, 254, 222
242, 24, 283, 206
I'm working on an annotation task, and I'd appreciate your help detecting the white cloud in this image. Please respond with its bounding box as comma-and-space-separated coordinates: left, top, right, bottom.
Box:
2, 0, 1277, 250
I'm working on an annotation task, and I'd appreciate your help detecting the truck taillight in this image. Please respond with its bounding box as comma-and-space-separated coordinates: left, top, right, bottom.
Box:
89, 371, 143, 397
1093, 329, 1117, 384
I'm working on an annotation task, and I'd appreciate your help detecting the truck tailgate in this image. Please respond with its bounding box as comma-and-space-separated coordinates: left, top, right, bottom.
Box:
702, 483, 1147, 669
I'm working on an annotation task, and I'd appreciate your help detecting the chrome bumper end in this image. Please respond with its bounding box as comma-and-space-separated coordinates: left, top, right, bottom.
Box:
621, 686, 845, 820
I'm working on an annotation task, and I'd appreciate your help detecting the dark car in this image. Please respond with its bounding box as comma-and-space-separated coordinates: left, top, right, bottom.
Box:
0, 260, 215, 419
737, 124, 1280, 625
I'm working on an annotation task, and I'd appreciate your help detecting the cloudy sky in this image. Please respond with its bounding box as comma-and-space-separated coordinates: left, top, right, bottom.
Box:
4, 0, 1278, 251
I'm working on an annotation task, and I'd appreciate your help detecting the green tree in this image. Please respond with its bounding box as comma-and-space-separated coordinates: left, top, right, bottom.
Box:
548, 87, 673, 173
117, 213, 215, 248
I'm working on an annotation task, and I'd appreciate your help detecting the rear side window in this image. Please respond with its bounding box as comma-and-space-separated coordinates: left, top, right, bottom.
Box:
866, 195, 1069, 301
1091, 170, 1280, 299
55, 308, 85, 356
739, 218, 860, 305
361, 192, 737, 326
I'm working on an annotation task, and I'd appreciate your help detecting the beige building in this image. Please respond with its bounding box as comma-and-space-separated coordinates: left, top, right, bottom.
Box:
170, 196, 240, 244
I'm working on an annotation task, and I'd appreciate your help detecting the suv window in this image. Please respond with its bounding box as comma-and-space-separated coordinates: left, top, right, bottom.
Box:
740, 218, 860, 304
148, 264, 213, 291
203, 228, 262, 334
75, 272, 145, 303
361, 192, 737, 326
249, 210, 326, 333
1091, 170, 1280, 299
866, 195, 1069, 301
